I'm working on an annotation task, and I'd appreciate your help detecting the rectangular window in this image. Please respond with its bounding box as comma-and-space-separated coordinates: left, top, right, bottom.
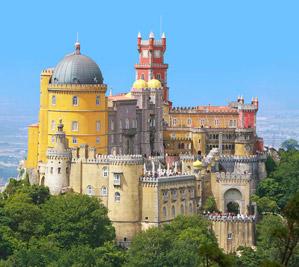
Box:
51, 120, 56, 131
200, 119, 205, 126
214, 119, 219, 127
72, 136, 77, 144
111, 135, 114, 144
154, 50, 161, 58
187, 118, 192, 126
113, 173, 121, 186
50, 167, 53, 174
172, 118, 177, 126
96, 137, 100, 144
227, 233, 233, 240
142, 50, 148, 58
96, 95, 100, 106
110, 120, 114, 130
72, 96, 78, 106
156, 73, 161, 80
51, 95, 56, 106
96, 121, 101, 131
72, 121, 78, 131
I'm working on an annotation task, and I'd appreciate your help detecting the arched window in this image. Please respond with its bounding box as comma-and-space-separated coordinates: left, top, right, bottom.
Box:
96, 95, 100, 106
57, 167, 61, 174
125, 119, 129, 129
72, 121, 78, 131
96, 121, 101, 131
86, 185, 93, 196
51, 120, 56, 131
115, 192, 120, 202
163, 206, 167, 217
72, 96, 78, 106
181, 204, 184, 214
102, 166, 108, 177
171, 205, 176, 217
100, 186, 108, 196
110, 120, 114, 130
51, 95, 56, 105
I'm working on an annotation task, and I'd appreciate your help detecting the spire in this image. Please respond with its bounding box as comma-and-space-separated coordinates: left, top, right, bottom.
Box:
109, 88, 112, 97
75, 32, 80, 55
149, 31, 155, 38
137, 32, 142, 38
161, 32, 166, 38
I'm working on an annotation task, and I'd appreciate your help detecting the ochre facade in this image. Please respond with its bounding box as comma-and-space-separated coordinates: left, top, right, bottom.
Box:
25, 33, 266, 253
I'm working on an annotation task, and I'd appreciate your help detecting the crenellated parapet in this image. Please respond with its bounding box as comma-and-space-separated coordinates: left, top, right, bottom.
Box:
48, 83, 107, 93
41, 68, 54, 75
140, 174, 195, 186
205, 214, 255, 223
215, 172, 251, 183
108, 154, 144, 165
179, 154, 195, 162
47, 148, 71, 160
219, 153, 267, 163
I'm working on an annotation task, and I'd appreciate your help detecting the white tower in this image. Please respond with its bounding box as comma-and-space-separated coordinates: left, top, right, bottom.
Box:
45, 120, 71, 195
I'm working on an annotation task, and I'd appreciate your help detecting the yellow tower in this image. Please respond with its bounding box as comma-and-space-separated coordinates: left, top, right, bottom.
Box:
27, 41, 108, 169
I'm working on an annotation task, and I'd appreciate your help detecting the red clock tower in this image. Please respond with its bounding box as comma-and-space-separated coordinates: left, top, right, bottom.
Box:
135, 32, 169, 102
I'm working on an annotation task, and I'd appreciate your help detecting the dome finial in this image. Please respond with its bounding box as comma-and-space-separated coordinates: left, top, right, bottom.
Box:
75, 32, 80, 55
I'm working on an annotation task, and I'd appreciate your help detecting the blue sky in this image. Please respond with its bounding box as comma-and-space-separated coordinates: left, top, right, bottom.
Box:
0, 0, 299, 117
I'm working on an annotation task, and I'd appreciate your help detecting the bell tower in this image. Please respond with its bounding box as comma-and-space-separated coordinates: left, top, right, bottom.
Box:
135, 32, 169, 101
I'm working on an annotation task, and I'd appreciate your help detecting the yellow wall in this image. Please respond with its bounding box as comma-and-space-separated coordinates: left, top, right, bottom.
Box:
26, 124, 39, 168
38, 70, 52, 162
47, 86, 108, 154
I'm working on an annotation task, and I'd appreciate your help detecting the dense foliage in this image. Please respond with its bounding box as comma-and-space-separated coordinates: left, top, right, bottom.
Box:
126, 215, 234, 267
0, 179, 125, 266
247, 146, 299, 267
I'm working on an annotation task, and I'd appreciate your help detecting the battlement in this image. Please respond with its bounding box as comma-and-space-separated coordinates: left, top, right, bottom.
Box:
71, 154, 144, 165
140, 174, 195, 185
179, 154, 195, 161
215, 172, 251, 182
205, 214, 255, 223
47, 148, 72, 159
131, 87, 163, 93
48, 83, 107, 92
219, 153, 267, 163
170, 106, 238, 114
41, 68, 54, 75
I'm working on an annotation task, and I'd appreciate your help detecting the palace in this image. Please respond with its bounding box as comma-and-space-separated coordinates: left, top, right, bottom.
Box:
26, 32, 266, 252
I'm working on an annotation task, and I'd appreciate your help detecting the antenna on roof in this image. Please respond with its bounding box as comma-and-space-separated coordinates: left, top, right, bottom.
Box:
160, 15, 163, 37
76, 32, 79, 43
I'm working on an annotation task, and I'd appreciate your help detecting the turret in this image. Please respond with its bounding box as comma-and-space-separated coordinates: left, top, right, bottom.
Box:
137, 32, 142, 49
161, 32, 166, 51
251, 97, 259, 110
44, 120, 71, 195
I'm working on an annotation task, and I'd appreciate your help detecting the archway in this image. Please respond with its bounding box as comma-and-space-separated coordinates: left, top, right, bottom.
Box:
224, 188, 242, 214
40, 176, 45, 186
227, 201, 240, 214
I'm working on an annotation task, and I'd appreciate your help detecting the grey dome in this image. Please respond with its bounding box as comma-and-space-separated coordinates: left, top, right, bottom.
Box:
51, 52, 103, 85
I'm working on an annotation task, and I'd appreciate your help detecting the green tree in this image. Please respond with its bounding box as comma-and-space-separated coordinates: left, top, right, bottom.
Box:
281, 139, 299, 151
265, 155, 278, 175
127, 215, 233, 267
41, 193, 115, 248
254, 150, 299, 212
256, 194, 299, 267
3, 192, 44, 243
203, 196, 218, 212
